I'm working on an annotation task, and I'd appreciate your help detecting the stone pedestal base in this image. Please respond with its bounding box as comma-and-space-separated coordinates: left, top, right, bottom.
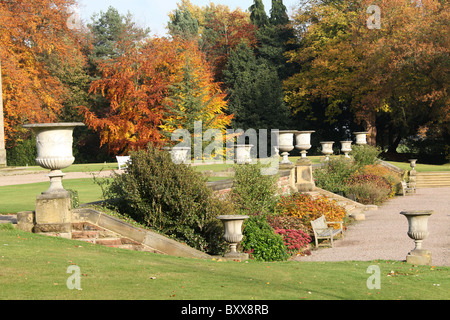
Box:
34, 192, 72, 239
295, 159, 315, 192
406, 249, 432, 266
0, 149, 6, 167
223, 252, 249, 261
16, 211, 35, 233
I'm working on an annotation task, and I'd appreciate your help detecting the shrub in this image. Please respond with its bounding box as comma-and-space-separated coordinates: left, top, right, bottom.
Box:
275, 193, 346, 233
241, 215, 289, 262
313, 158, 356, 194
344, 173, 392, 205
352, 144, 381, 167
345, 182, 390, 205
231, 163, 279, 215
274, 228, 312, 256
101, 145, 229, 254
361, 164, 402, 198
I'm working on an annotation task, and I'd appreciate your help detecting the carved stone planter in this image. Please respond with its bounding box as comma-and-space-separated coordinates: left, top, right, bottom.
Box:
354, 132, 369, 145
295, 131, 315, 159
400, 210, 434, 265
320, 141, 334, 161
409, 159, 417, 170
341, 141, 352, 158
278, 130, 296, 164
234, 144, 253, 164
22, 122, 84, 239
23, 122, 85, 194
217, 215, 249, 260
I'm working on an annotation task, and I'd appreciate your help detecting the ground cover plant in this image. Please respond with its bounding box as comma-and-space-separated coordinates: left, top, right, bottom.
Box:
0, 224, 448, 300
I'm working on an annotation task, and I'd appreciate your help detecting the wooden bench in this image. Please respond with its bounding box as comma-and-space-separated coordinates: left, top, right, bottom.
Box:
116, 156, 131, 170
400, 180, 415, 196
311, 216, 344, 248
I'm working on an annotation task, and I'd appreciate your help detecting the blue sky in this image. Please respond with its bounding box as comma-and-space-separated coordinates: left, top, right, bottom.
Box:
77, 0, 300, 36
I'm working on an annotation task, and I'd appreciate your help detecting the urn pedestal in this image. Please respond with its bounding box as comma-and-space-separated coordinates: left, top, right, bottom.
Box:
400, 210, 434, 265
217, 215, 249, 261
22, 123, 84, 238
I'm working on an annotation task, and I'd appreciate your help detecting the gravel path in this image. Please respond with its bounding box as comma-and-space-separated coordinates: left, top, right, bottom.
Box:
294, 187, 450, 267
0, 170, 119, 187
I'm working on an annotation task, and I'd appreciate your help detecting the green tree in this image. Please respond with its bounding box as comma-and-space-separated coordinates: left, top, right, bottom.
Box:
249, 0, 269, 28
168, 8, 199, 40
224, 43, 290, 131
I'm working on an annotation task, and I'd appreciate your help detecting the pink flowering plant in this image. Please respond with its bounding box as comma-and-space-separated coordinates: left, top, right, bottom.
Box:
274, 228, 312, 256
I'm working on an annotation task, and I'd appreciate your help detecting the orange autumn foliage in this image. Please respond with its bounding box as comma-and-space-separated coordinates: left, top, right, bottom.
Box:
79, 37, 232, 155
0, 0, 84, 142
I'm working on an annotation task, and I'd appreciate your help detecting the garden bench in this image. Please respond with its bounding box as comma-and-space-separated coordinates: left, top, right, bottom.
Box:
400, 180, 415, 196
116, 156, 131, 170
310, 216, 343, 248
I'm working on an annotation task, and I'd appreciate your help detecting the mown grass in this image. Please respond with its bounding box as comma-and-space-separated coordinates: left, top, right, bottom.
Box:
0, 224, 448, 300
385, 161, 450, 172
0, 179, 104, 214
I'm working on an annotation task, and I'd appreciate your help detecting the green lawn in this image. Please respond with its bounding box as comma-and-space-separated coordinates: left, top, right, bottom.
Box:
0, 179, 104, 214
385, 161, 450, 172
0, 224, 448, 300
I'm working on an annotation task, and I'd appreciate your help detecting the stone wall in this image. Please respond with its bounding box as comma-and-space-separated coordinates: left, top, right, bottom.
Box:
207, 169, 293, 198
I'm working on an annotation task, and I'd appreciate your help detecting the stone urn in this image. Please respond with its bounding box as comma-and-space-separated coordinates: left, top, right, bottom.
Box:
278, 130, 296, 164
217, 215, 249, 260
320, 141, 334, 161
409, 159, 417, 170
23, 122, 85, 195
295, 131, 315, 159
234, 144, 253, 164
341, 141, 352, 158
354, 132, 369, 145
400, 210, 434, 265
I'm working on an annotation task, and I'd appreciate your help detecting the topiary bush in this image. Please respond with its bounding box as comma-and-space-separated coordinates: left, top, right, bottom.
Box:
100, 144, 229, 254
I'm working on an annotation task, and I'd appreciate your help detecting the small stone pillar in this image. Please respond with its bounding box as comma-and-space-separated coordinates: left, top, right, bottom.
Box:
295, 158, 315, 192
408, 159, 417, 192
34, 192, 72, 239
279, 163, 297, 191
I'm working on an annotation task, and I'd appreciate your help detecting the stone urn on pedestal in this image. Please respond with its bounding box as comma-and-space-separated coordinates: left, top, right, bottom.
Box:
341, 141, 352, 158
320, 141, 334, 161
234, 144, 253, 164
21, 122, 85, 238
400, 210, 434, 265
294, 131, 316, 192
217, 215, 249, 261
294, 131, 315, 159
354, 132, 369, 145
408, 159, 418, 191
277, 130, 296, 165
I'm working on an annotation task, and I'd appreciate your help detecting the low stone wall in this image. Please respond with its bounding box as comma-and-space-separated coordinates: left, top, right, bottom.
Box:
207, 169, 292, 198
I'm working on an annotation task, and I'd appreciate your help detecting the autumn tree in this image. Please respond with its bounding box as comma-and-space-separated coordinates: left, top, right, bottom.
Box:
285, 0, 449, 152
80, 37, 232, 155
0, 0, 83, 145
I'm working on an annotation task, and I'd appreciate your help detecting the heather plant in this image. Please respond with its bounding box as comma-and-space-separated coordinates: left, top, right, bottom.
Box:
274, 228, 312, 256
